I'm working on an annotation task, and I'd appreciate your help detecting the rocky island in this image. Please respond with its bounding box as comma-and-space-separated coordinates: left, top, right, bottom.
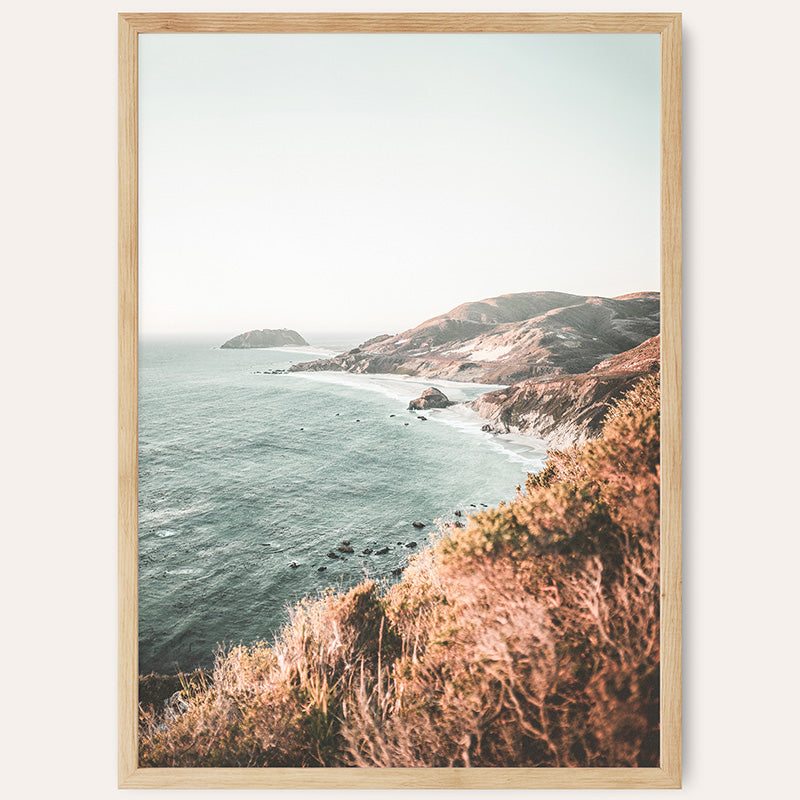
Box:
221, 328, 309, 349
290, 290, 660, 447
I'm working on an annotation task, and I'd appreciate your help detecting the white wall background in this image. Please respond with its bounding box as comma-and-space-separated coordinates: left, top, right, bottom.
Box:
2, 1, 798, 798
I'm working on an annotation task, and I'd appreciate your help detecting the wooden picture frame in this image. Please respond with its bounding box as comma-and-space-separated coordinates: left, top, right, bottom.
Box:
119, 12, 681, 789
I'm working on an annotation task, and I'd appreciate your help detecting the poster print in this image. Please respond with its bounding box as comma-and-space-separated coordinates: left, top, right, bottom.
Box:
120, 14, 681, 788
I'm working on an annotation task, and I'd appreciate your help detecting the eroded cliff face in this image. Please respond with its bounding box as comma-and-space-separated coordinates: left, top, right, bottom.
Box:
470, 335, 661, 449
221, 328, 309, 348
290, 291, 659, 385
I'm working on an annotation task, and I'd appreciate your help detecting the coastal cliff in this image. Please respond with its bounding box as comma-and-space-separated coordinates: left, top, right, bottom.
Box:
471, 335, 661, 448
221, 328, 308, 348
290, 291, 659, 385
289, 290, 660, 447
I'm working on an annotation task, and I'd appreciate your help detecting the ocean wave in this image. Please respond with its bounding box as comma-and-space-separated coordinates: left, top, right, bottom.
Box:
289, 371, 545, 469
140, 500, 215, 526
288, 371, 504, 404
408, 403, 547, 470
260, 345, 341, 357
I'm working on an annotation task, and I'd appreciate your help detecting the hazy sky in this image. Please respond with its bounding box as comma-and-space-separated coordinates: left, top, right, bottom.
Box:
139, 33, 660, 338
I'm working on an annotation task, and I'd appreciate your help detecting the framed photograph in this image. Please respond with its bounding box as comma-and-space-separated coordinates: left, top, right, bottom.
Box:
119, 13, 681, 789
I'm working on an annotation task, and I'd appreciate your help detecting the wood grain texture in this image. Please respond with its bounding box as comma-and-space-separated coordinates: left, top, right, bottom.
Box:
659, 12, 683, 790
117, 12, 139, 789
121, 766, 681, 790
120, 12, 681, 34
118, 12, 682, 790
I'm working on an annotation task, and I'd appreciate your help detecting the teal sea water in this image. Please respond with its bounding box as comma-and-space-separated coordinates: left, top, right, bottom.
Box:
139, 337, 547, 674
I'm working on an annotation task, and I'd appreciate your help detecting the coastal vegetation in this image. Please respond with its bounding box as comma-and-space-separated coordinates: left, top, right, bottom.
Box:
139, 374, 660, 768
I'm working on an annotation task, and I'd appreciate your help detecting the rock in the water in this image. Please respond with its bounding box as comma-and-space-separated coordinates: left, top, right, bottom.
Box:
337, 545, 354, 554
362, 548, 373, 555
408, 387, 453, 411
454, 510, 462, 517
327, 551, 340, 559
289, 561, 299, 568
317, 566, 327, 572
221, 328, 308, 349
417, 415, 427, 421
406, 541, 417, 548
376, 546, 389, 555
412, 522, 426, 529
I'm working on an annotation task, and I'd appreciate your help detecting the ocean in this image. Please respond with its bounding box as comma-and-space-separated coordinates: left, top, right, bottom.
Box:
138, 337, 547, 675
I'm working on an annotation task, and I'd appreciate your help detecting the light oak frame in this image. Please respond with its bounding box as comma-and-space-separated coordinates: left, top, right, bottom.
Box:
119, 12, 682, 789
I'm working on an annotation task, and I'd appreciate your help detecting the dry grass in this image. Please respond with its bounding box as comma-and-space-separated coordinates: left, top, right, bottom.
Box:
140, 375, 661, 767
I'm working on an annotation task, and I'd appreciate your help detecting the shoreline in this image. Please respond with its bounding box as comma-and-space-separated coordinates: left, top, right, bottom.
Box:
285, 369, 548, 465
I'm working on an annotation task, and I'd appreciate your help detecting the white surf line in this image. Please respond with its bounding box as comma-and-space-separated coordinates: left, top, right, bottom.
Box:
287, 370, 507, 401
431, 405, 548, 467
258, 345, 342, 358
288, 370, 548, 468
